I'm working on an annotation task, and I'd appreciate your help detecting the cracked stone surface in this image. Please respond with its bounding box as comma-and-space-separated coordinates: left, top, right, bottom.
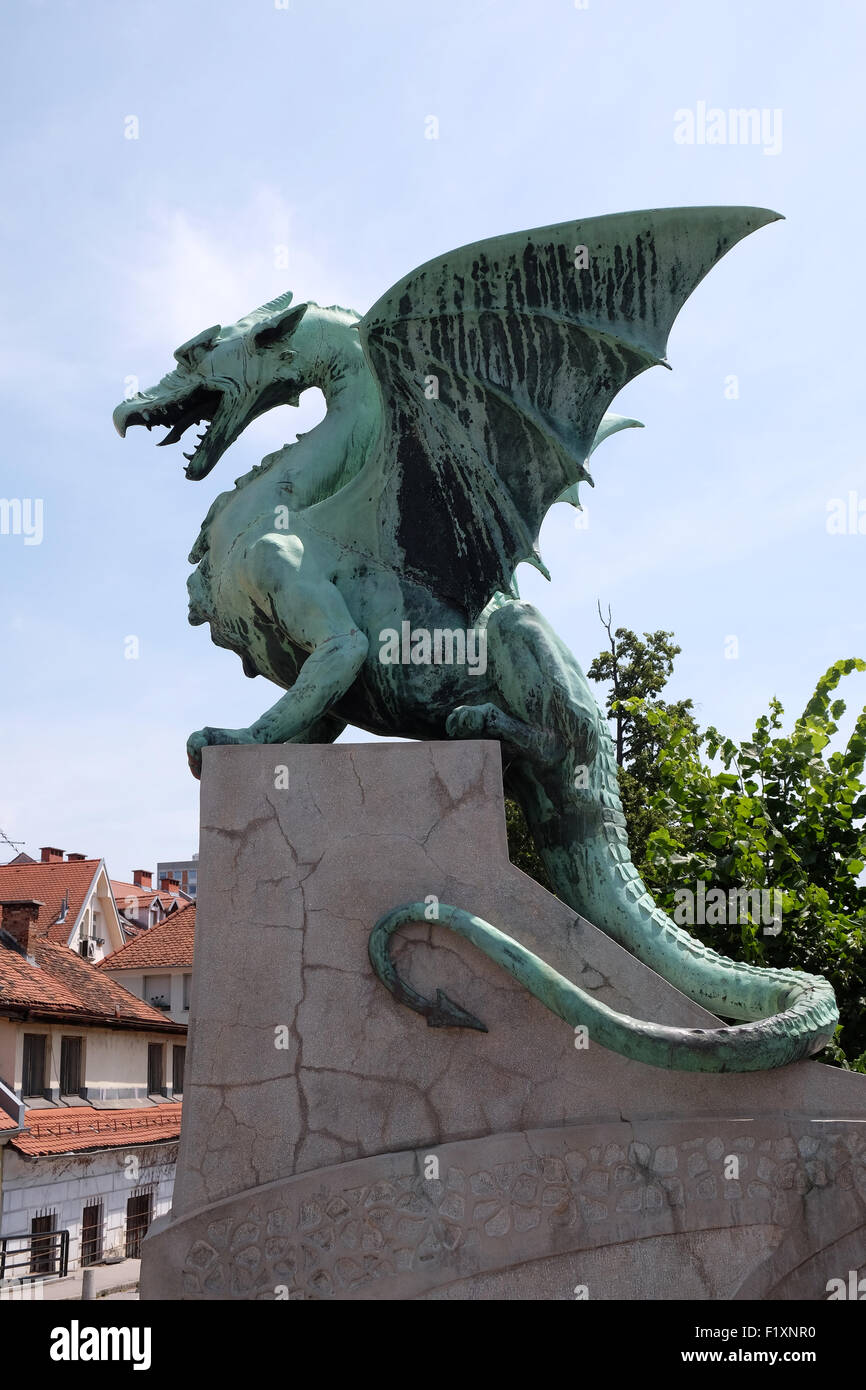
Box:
146, 740, 866, 1299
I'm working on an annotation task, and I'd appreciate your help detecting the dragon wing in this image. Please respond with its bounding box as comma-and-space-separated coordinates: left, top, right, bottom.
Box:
358, 206, 780, 619
555, 412, 644, 510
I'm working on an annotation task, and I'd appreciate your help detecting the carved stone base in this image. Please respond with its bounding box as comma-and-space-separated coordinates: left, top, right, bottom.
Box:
141, 741, 866, 1300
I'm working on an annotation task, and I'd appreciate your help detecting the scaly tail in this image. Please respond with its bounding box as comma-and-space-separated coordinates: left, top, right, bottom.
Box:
505, 716, 838, 1069
403, 600, 838, 1071
369, 898, 836, 1072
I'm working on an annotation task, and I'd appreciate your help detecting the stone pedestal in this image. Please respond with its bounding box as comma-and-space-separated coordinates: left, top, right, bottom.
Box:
141, 741, 866, 1300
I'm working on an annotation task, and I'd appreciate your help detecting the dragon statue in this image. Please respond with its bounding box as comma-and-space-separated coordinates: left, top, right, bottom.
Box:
114, 206, 838, 1072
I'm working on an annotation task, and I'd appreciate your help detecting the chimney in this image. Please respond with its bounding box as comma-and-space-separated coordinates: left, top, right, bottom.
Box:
0, 899, 44, 954
159, 877, 180, 893
40, 847, 64, 864
133, 870, 152, 889
66, 852, 86, 862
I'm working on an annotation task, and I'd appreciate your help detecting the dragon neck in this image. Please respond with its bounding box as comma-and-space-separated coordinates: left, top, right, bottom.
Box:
247, 343, 380, 500
308, 333, 371, 409
285, 345, 380, 502
188, 339, 381, 562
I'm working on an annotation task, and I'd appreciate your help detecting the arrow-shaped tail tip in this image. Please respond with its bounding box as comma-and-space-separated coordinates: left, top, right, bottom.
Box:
427, 988, 488, 1032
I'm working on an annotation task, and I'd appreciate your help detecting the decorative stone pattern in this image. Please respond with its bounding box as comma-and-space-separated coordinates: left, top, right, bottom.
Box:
177, 1126, 866, 1300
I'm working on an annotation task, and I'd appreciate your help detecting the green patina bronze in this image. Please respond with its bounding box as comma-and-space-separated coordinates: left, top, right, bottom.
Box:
114, 206, 838, 1072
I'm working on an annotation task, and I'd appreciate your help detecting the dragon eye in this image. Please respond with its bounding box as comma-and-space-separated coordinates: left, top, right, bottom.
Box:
173, 324, 222, 367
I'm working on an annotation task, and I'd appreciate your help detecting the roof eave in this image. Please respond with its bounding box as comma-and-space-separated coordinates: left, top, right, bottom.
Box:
0, 1002, 187, 1032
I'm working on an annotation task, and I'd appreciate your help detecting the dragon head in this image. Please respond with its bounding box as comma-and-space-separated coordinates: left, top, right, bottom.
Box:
112, 291, 335, 481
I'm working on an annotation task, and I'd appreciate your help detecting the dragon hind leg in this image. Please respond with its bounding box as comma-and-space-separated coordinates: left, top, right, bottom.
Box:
446, 701, 559, 767
457, 599, 600, 775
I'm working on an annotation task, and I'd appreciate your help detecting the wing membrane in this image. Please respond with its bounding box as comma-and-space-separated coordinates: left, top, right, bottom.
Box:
360, 206, 781, 617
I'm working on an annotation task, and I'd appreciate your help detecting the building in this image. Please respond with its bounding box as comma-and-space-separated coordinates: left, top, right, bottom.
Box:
0, 897, 186, 1108
0, 848, 128, 965
156, 855, 198, 899
0, 1108, 181, 1274
0, 850, 187, 1280
110, 870, 191, 938
99, 902, 196, 1029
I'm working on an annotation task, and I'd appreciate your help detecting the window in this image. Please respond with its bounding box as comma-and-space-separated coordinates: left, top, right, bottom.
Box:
30, 1212, 58, 1275
22, 1034, 46, 1097
143, 974, 171, 1011
182, 974, 192, 1011
172, 1045, 186, 1096
81, 1202, 103, 1266
125, 1191, 153, 1259
147, 1043, 164, 1096
60, 1036, 83, 1096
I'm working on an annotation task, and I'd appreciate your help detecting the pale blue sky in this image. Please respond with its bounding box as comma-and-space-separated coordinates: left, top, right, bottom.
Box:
1, 0, 864, 875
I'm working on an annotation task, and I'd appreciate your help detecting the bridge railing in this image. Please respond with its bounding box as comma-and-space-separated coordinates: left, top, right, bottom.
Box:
0, 1228, 69, 1281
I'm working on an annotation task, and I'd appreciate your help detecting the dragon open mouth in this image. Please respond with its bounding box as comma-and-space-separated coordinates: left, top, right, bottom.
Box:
116, 377, 303, 481
120, 385, 224, 475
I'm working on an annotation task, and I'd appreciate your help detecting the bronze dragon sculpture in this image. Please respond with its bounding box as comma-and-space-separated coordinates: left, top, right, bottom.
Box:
114, 207, 838, 1071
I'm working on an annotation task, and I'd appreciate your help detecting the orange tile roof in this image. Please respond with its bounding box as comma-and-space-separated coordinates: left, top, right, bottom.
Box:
0, 943, 83, 1012
111, 880, 180, 906
0, 939, 185, 1030
0, 1105, 20, 1132
111, 880, 158, 904
100, 903, 195, 971
10, 1104, 182, 1156
32, 940, 183, 1026
0, 858, 102, 943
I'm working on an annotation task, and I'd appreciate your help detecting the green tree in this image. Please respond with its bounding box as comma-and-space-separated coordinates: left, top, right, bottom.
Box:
505, 609, 866, 1070
586, 606, 699, 865
631, 659, 866, 1068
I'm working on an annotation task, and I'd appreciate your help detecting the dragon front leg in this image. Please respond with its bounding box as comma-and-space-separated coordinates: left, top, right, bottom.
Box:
186, 535, 366, 778
186, 712, 349, 778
